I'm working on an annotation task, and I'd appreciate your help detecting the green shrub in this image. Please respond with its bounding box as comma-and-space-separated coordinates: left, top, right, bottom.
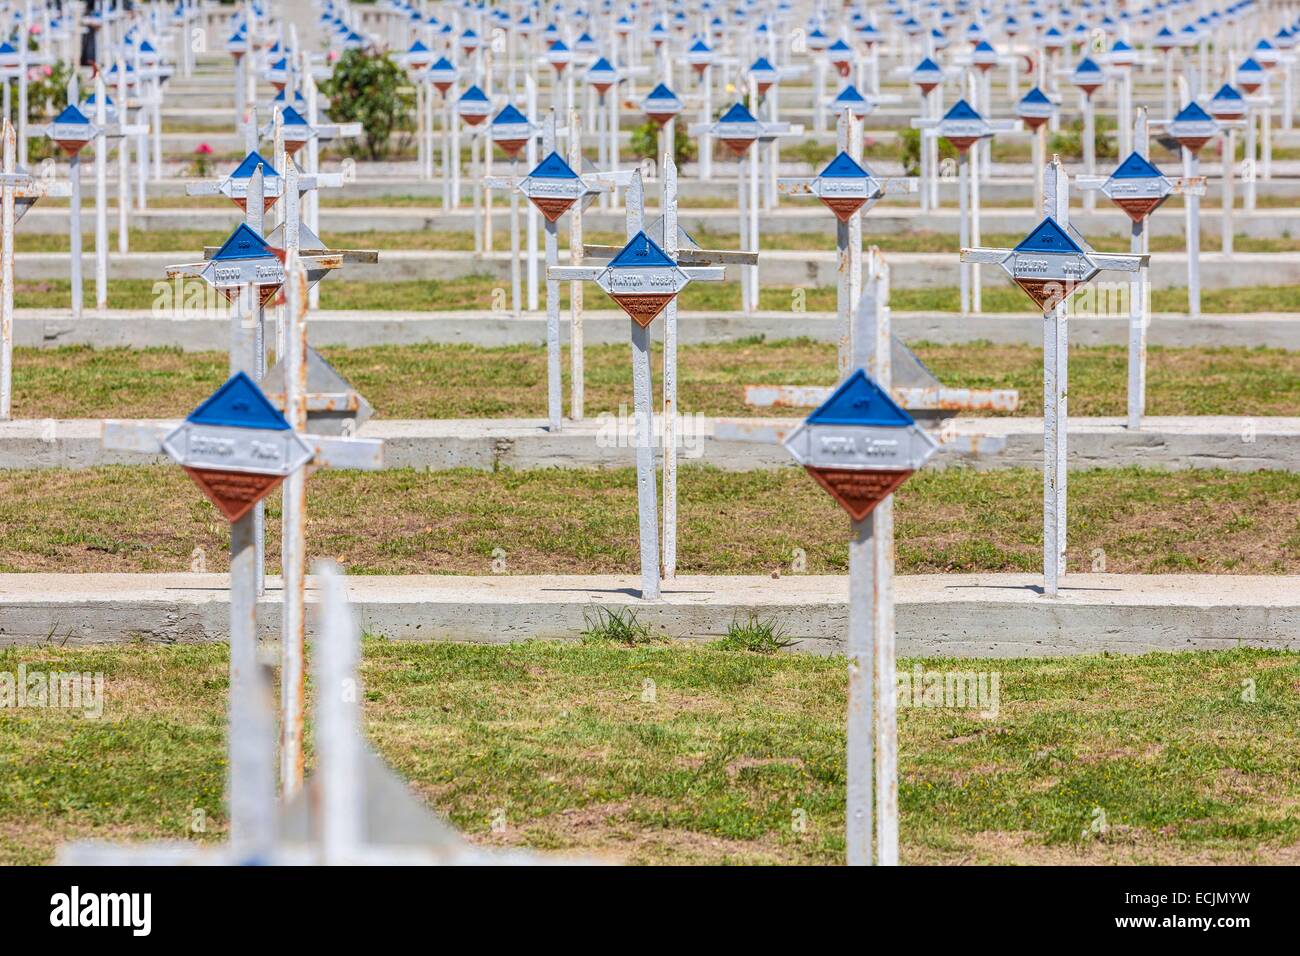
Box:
629, 119, 696, 169
899, 126, 956, 176
318, 48, 414, 160
21, 60, 72, 164
1049, 115, 1118, 162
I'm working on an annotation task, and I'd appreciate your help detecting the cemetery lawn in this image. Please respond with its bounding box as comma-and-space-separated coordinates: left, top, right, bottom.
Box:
2, 465, 1298, 575
11, 340, 1300, 420
0, 641, 1295, 865
18, 277, 1300, 315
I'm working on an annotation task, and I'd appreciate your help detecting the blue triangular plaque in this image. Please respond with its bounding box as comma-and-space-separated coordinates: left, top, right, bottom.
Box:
1014, 217, 1086, 255
529, 151, 579, 179
806, 368, 915, 427
608, 231, 676, 268
211, 223, 276, 261
187, 371, 290, 430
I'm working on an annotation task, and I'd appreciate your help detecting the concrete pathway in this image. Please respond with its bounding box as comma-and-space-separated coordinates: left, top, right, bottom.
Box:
16, 308, 1300, 350
2, 572, 1295, 657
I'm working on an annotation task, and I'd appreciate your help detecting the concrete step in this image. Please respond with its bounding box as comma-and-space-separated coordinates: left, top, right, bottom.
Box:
15, 308, 1300, 351
2, 416, 1294, 472
2, 571, 1294, 657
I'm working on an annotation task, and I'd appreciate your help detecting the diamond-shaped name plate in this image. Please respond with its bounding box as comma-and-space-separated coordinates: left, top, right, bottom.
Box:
810, 174, 882, 201
1003, 251, 1100, 309
938, 118, 990, 143
1002, 218, 1101, 310
595, 263, 690, 297
1101, 174, 1172, 221
717, 120, 762, 141
201, 256, 285, 289
491, 122, 531, 144
783, 421, 937, 471
162, 422, 314, 476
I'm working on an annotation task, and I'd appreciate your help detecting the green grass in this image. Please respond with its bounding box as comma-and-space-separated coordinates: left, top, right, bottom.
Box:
11, 340, 1300, 420
19, 226, 1300, 255
0, 641, 1295, 864
1, 465, 1296, 576
23, 276, 1300, 314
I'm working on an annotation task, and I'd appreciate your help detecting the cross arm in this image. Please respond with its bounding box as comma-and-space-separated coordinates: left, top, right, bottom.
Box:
583, 169, 635, 188
301, 173, 346, 191
316, 122, 364, 140
1091, 253, 1149, 272
713, 417, 1009, 455
547, 266, 604, 281
678, 249, 757, 266
877, 177, 918, 194
681, 266, 726, 282
959, 247, 1011, 265
1170, 176, 1208, 195
776, 178, 816, 195
305, 435, 384, 470
192, 251, 344, 267
0, 174, 72, 199
100, 421, 383, 470
104, 123, 150, 137
101, 420, 167, 454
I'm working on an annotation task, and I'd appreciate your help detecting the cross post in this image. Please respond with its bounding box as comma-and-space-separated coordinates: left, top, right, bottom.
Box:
1076, 108, 1206, 429
913, 99, 1019, 315
0, 117, 70, 420
779, 110, 917, 376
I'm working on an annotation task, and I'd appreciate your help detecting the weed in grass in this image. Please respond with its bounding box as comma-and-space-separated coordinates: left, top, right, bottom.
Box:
714, 615, 799, 654
579, 607, 666, 646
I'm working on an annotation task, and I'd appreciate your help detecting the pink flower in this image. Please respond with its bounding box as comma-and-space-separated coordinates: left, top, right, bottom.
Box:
195, 143, 213, 155
42, 65, 52, 77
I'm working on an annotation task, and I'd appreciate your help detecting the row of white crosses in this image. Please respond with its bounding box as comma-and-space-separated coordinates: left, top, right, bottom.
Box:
1151, 93, 1241, 322
962, 158, 1147, 598
176, 141, 373, 789
752, 110, 1017, 420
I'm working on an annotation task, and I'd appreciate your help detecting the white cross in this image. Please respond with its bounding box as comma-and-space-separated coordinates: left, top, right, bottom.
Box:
961, 158, 1147, 598
548, 171, 723, 597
